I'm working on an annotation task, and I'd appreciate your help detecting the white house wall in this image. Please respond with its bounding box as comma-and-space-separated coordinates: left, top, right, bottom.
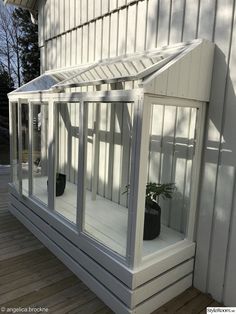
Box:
37, 0, 236, 306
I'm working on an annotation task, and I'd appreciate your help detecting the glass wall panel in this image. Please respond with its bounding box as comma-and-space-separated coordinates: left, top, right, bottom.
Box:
55, 102, 80, 224
142, 103, 198, 259
11, 103, 19, 191
32, 103, 48, 205
83, 102, 134, 257
21, 103, 29, 196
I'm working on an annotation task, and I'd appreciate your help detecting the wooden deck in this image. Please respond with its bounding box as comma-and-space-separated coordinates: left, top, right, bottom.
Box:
0, 170, 221, 314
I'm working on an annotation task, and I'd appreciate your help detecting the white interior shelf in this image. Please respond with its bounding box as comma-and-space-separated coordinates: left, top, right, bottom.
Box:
23, 178, 184, 258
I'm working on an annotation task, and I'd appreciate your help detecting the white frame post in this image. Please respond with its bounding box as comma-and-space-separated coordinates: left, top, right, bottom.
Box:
126, 94, 151, 268
91, 103, 100, 200
28, 102, 33, 196
77, 99, 86, 230
48, 98, 56, 211
186, 103, 206, 241
9, 101, 14, 183
20, 100, 30, 197
142, 95, 206, 245
18, 99, 23, 196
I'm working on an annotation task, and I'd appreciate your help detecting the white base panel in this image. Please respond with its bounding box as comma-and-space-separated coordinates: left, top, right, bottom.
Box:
9, 191, 195, 314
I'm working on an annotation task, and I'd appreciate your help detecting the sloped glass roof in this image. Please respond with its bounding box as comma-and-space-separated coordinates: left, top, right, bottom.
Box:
9, 66, 88, 94
52, 44, 191, 89
9, 39, 204, 95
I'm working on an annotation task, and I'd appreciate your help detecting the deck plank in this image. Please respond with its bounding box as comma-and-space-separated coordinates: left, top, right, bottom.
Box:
0, 171, 222, 313
0, 171, 114, 313
175, 293, 213, 313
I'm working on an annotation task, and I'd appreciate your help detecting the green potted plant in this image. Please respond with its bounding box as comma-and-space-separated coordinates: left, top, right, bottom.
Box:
123, 182, 176, 240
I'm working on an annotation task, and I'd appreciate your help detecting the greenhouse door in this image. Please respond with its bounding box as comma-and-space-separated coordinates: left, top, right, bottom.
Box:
78, 101, 136, 259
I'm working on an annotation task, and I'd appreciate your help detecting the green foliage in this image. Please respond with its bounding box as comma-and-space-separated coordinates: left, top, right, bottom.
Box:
0, 67, 14, 89
12, 8, 40, 83
145, 182, 176, 207
146, 182, 176, 201
0, 67, 14, 117
123, 182, 176, 208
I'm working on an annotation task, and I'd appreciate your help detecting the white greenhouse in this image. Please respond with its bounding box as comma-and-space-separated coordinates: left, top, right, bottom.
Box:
8, 38, 214, 313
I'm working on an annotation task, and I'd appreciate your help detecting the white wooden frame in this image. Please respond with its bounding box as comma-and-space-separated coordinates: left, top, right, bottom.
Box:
27, 101, 50, 208
9, 101, 16, 185
19, 100, 31, 198
9, 99, 28, 195
76, 92, 142, 267
17, 99, 23, 196
143, 95, 206, 246
22, 89, 144, 268
8, 89, 206, 272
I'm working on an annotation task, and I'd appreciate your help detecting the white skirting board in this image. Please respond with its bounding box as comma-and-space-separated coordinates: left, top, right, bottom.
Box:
8, 193, 194, 313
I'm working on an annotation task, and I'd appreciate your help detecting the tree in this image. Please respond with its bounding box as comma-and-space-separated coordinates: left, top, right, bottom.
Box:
0, 66, 14, 117
12, 8, 40, 84
0, 4, 40, 87
0, 4, 21, 86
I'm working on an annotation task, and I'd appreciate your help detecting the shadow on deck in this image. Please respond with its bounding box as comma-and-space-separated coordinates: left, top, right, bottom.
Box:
0, 170, 221, 314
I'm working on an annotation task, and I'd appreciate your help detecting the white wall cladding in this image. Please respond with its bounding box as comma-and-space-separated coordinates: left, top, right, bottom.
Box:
38, 0, 236, 306
148, 104, 197, 234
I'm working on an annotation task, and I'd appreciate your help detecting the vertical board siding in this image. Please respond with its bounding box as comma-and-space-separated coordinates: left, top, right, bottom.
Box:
148, 104, 197, 234
156, 0, 171, 46
85, 102, 132, 207
146, 0, 159, 50
206, 0, 236, 301
169, 0, 186, 44
37, 0, 236, 305
194, 0, 236, 304
182, 0, 199, 41
38, 0, 45, 47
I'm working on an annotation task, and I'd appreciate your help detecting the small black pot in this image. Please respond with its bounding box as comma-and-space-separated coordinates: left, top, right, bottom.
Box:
143, 201, 161, 240
56, 173, 66, 196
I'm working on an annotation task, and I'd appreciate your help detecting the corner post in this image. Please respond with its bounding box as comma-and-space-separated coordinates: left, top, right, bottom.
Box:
48, 98, 56, 210
77, 99, 87, 231
126, 93, 151, 269
18, 99, 23, 196
28, 101, 33, 196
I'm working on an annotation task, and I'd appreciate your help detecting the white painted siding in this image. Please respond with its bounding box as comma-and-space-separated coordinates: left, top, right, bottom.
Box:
37, 0, 236, 306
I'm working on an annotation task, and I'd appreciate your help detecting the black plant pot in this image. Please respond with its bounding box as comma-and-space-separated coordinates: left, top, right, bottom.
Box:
143, 201, 161, 240
56, 173, 66, 196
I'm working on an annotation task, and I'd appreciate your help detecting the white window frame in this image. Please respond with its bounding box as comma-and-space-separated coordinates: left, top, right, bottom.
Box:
131, 94, 206, 267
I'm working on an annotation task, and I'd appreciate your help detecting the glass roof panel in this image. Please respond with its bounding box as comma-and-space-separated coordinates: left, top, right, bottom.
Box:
52, 43, 193, 89
10, 39, 204, 94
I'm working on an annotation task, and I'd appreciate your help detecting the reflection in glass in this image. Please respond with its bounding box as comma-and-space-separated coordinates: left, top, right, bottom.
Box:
83, 102, 134, 257
32, 104, 48, 205
142, 104, 198, 258
21, 104, 29, 196
55, 102, 80, 224
11, 103, 19, 191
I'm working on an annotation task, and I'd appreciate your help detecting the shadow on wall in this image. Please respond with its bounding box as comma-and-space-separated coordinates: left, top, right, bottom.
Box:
42, 0, 236, 256
194, 42, 236, 303
54, 98, 194, 235
197, 45, 236, 231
